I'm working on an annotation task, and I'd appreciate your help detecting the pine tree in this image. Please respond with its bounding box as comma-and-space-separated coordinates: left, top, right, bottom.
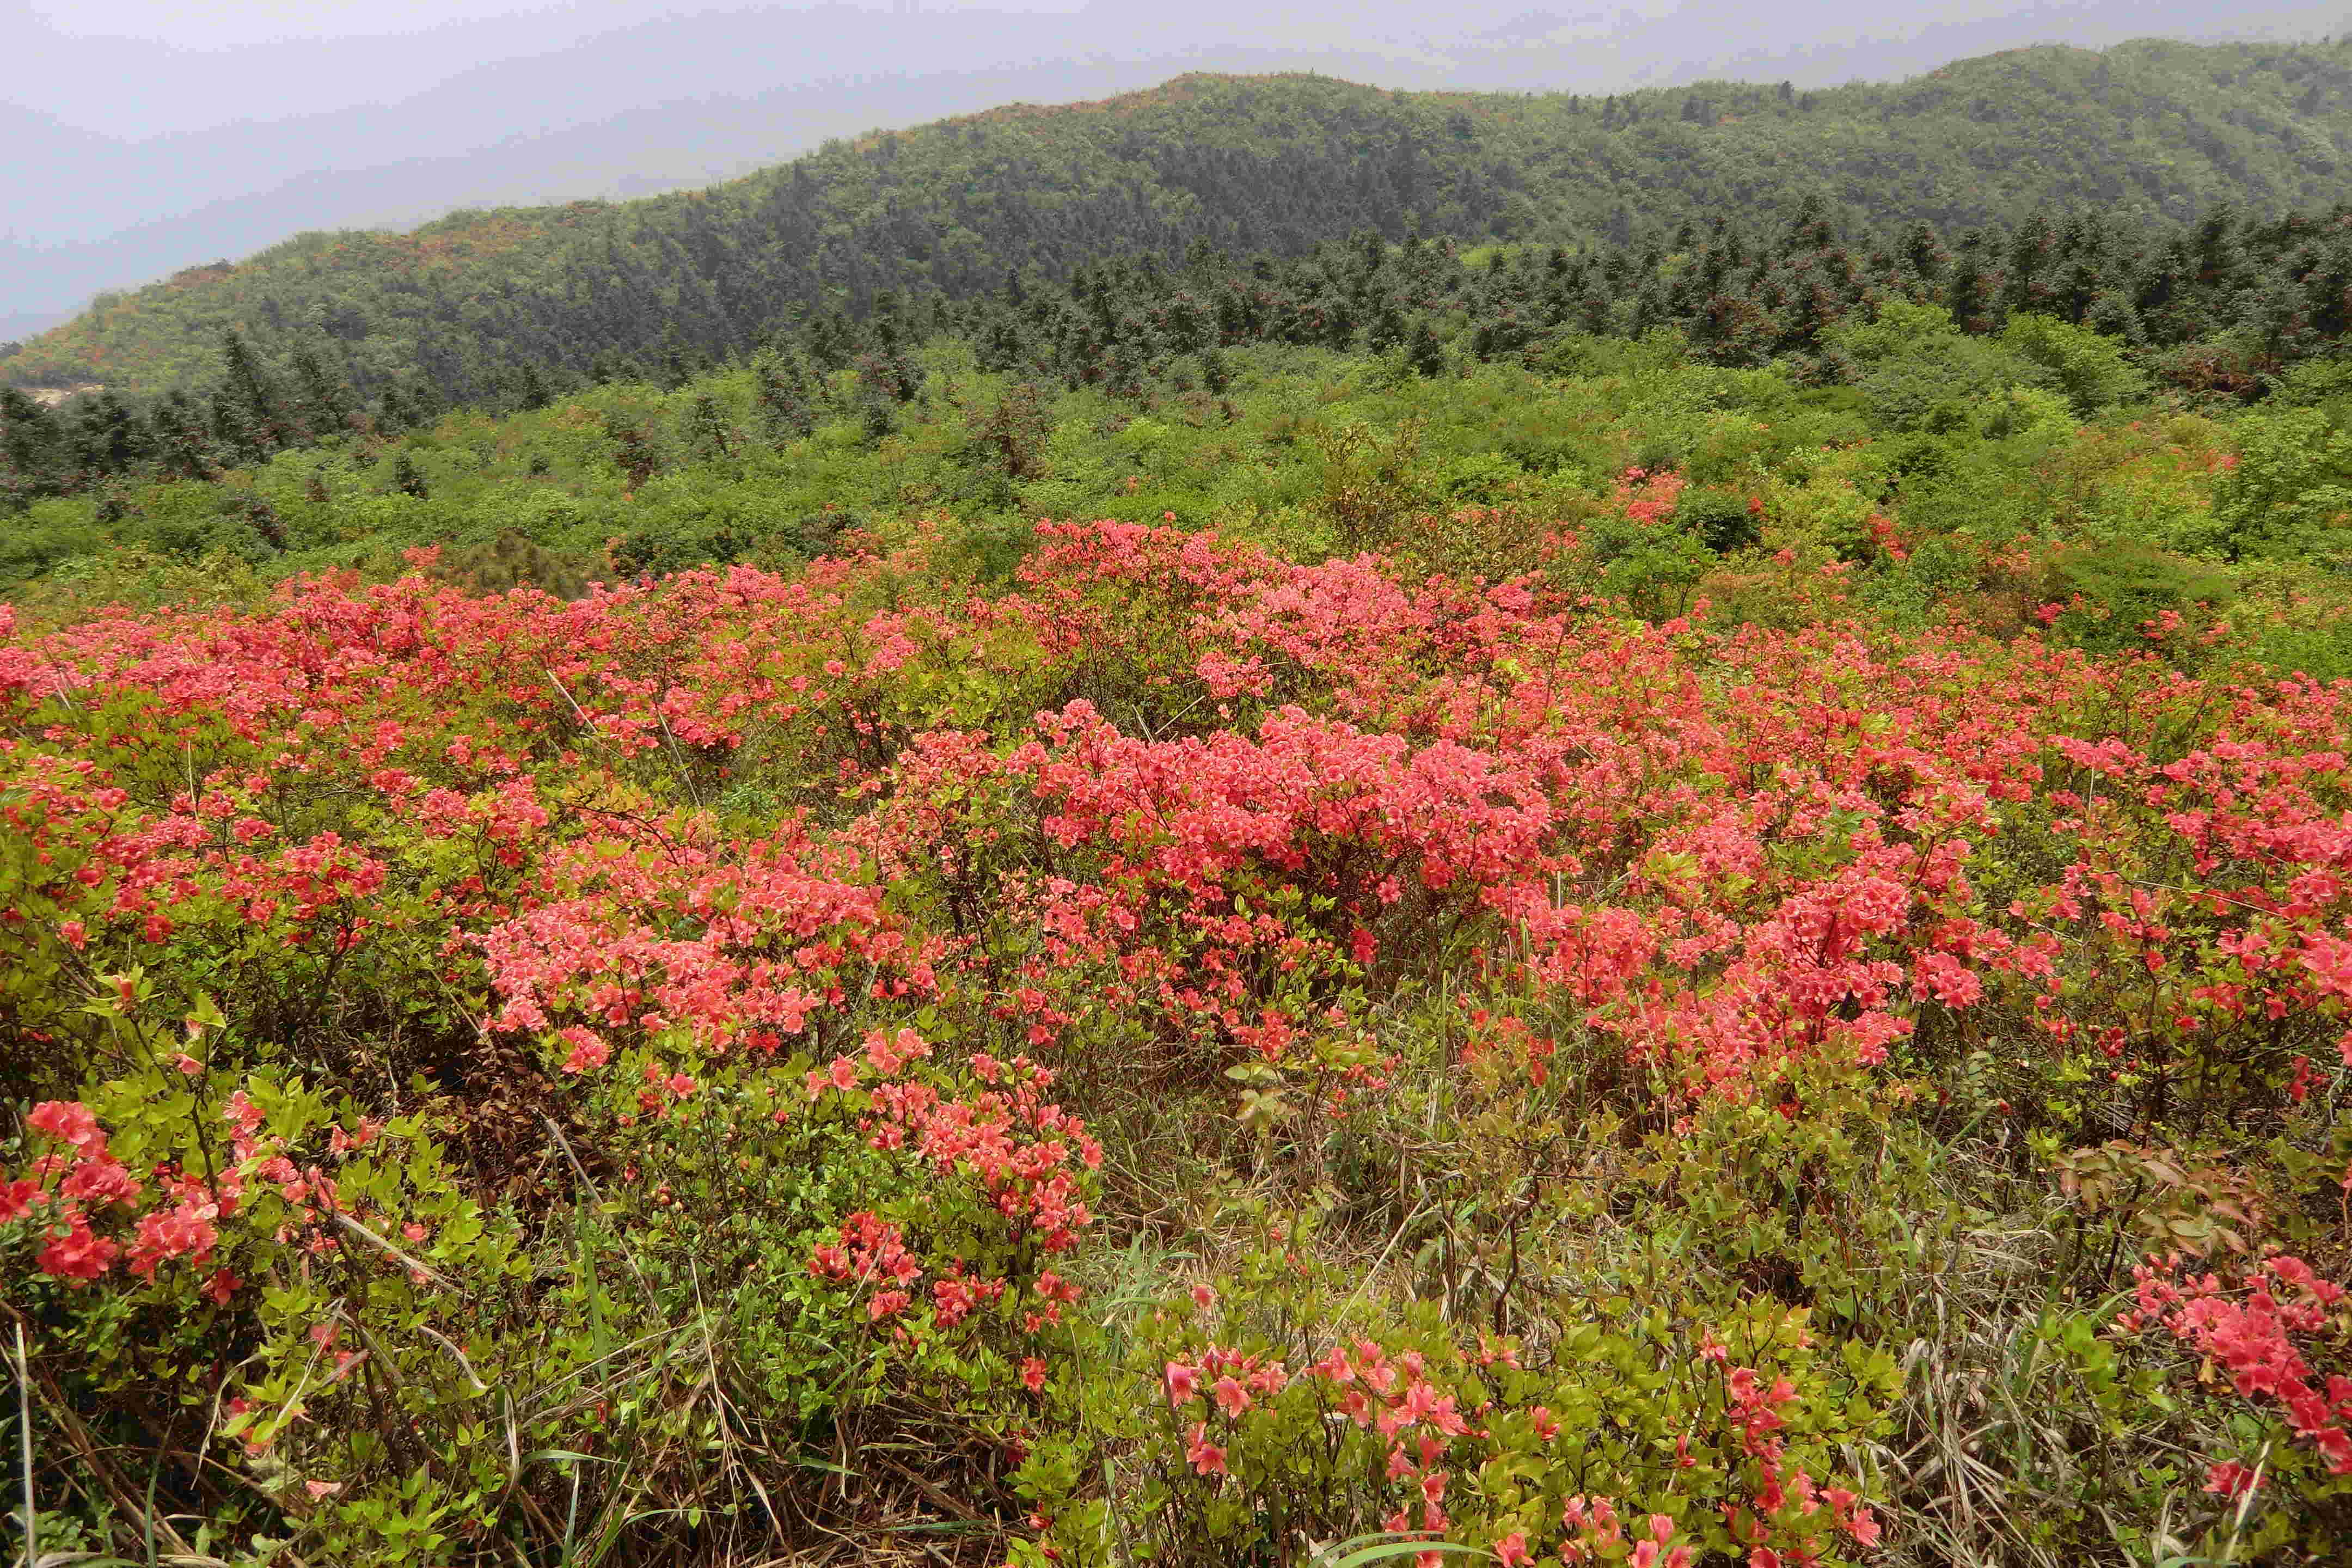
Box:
70, 391, 149, 477
287, 342, 351, 433
217, 330, 287, 455
1405, 320, 1448, 378
753, 348, 818, 441
657, 322, 702, 390
1782, 195, 1835, 256
686, 392, 737, 462
391, 451, 430, 500
0, 388, 65, 505
1945, 246, 1998, 336
1199, 347, 1232, 395
156, 392, 217, 482
375, 387, 411, 436
2002, 213, 2062, 318
244, 494, 286, 550
403, 378, 448, 425
805, 310, 858, 372
1898, 222, 1946, 284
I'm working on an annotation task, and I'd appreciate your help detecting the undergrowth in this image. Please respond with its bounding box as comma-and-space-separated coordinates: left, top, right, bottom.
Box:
4, 477, 2351, 1566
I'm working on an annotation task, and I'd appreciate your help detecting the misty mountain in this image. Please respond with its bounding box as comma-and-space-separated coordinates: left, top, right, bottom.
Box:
9, 32, 2352, 398
3, 0, 2338, 324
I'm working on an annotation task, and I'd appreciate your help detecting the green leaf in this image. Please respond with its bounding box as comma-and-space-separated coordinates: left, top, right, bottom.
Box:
1314, 1536, 1496, 1568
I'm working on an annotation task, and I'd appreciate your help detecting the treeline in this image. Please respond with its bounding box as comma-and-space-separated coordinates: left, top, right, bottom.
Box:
5, 36, 2352, 400
2, 334, 379, 513
8, 197, 2351, 513
957, 203, 2352, 399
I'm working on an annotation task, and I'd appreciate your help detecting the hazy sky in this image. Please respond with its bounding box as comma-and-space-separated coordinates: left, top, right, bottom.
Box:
18, 0, 2327, 137
31, 0, 1083, 43
3, 0, 2344, 332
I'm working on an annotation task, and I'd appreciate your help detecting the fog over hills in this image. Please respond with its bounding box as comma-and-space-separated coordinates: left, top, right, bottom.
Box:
3, 0, 2341, 331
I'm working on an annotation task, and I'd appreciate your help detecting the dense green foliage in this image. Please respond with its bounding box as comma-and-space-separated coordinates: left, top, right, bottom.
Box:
8, 36, 2352, 400
9, 191, 2352, 679
8, 193, 2352, 524
14, 41, 2352, 1568
11, 317, 2352, 1566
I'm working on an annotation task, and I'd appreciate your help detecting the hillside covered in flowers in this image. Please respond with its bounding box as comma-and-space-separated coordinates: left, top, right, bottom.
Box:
7, 437, 2352, 1566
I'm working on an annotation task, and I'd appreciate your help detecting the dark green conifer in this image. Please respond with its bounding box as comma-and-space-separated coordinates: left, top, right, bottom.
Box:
391, 451, 430, 500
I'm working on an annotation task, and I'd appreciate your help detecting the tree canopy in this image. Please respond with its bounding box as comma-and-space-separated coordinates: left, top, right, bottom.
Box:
7, 36, 2352, 400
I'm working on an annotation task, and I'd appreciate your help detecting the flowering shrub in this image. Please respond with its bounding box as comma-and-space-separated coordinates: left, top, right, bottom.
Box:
1049, 1255, 1896, 1568
2111, 1252, 2352, 1554
4, 499, 2351, 1562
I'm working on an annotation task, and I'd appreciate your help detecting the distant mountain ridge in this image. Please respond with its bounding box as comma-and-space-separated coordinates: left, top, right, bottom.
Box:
8, 34, 2351, 399
4, 0, 2335, 322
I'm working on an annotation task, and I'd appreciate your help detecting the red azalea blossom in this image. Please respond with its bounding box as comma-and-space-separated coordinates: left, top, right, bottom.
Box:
5, 497, 2352, 1561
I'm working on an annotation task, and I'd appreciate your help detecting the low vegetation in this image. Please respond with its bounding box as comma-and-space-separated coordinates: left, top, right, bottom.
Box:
8, 113, 2352, 1565
7, 287, 2352, 1566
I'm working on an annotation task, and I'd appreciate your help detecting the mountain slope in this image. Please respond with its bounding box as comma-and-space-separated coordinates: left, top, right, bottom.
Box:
4, 0, 2333, 323
8, 35, 2351, 399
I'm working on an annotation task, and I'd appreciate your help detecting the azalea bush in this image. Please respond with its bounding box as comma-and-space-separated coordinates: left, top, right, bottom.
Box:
5, 481, 2352, 1565
1062, 1242, 1897, 1568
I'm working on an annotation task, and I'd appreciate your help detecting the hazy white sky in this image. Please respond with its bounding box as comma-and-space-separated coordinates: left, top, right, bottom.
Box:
4, 0, 1686, 137
31, 0, 1086, 46
33, 0, 592, 39
16, 2, 2313, 138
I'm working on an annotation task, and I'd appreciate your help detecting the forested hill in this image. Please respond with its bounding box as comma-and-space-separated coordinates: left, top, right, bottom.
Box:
8, 34, 2352, 400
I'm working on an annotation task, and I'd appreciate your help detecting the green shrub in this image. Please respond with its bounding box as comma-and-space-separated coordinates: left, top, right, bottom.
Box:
2212, 406, 2352, 563
2001, 314, 2149, 415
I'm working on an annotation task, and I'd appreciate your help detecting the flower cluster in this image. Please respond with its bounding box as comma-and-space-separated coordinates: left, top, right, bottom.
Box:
2120, 1253, 2352, 1475
7, 502, 2352, 1564
11, 1098, 243, 1295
